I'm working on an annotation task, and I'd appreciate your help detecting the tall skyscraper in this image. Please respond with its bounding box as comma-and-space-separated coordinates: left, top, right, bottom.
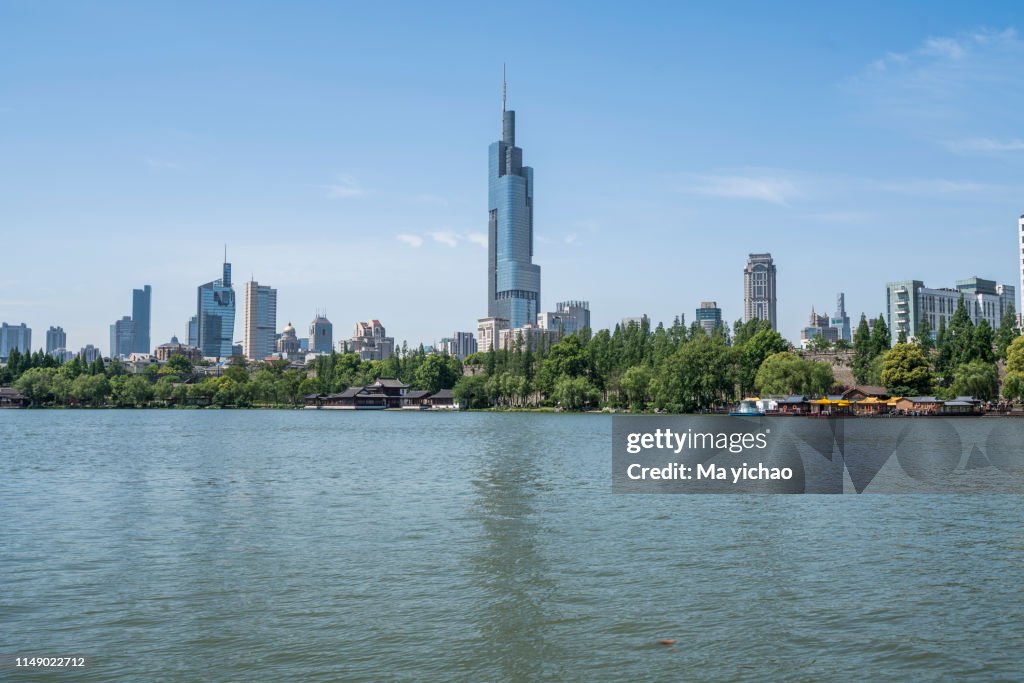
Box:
187, 316, 199, 348
830, 293, 851, 343
242, 280, 278, 360
132, 285, 152, 354
309, 313, 333, 354
696, 301, 723, 335
1018, 214, 1024, 322
46, 326, 67, 355
743, 253, 777, 330
109, 315, 136, 359
196, 255, 236, 359
0, 322, 31, 360
487, 72, 541, 329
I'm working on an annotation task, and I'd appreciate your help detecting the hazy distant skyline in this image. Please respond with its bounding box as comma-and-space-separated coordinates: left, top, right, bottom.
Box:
3, 2, 1024, 352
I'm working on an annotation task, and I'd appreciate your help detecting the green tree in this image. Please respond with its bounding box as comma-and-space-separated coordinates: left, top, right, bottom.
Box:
653, 333, 733, 412
735, 327, 788, 396
165, 354, 194, 377
852, 314, 872, 384
552, 376, 599, 411
454, 374, 490, 409
15, 367, 57, 405
880, 343, 933, 395
995, 304, 1017, 360
414, 354, 462, 393
916, 316, 934, 353
111, 375, 155, 407
971, 319, 995, 364
754, 352, 834, 396
71, 374, 110, 406
870, 313, 890, 358
619, 365, 654, 409
950, 360, 998, 401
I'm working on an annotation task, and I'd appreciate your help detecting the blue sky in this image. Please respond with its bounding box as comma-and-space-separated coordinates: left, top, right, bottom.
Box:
3, 1, 1024, 352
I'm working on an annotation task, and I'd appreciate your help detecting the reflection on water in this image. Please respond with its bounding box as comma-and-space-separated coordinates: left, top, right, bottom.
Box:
0, 411, 1022, 681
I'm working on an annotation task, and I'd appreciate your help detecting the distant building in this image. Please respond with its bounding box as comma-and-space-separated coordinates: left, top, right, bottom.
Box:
109, 315, 136, 359
196, 257, 235, 359
155, 336, 203, 362
498, 324, 557, 351
0, 322, 31, 360
309, 314, 333, 354
187, 316, 199, 348
443, 331, 477, 359
347, 320, 394, 360
620, 316, 648, 329
487, 78, 541, 329
132, 285, 152, 354
538, 300, 591, 337
744, 253, 777, 330
242, 280, 278, 360
80, 345, 102, 364
276, 322, 300, 355
886, 276, 1016, 345
46, 326, 66, 355
695, 302, 722, 336
800, 307, 839, 348
830, 293, 852, 343
1019, 214, 1024, 322
477, 317, 509, 353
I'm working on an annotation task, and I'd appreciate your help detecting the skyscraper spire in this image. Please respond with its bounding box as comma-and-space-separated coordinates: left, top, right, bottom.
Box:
502, 63, 506, 113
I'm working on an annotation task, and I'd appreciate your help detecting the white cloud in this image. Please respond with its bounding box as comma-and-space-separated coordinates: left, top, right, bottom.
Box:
323, 175, 365, 199
564, 233, 578, 244
467, 232, 488, 248
945, 137, 1024, 153
679, 171, 802, 206
873, 178, 994, 195
429, 231, 458, 247
396, 233, 424, 248
145, 158, 181, 169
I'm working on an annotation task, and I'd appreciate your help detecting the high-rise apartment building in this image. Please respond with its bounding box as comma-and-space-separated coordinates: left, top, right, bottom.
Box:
743, 253, 777, 330
0, 322, 31, 359
109, 315, 136, 359
242, 280, 277, 360
487, 76, 541, 329
695, 302, 723, 336
46, 326, 67, 355
309, 313, 333, 354
537, 300, 591, 337
443, 332, 478, 360
132, 285, 152, 354
1019, 214, 1024, 323
196, 257, 236, 359
886, 276, 1015, 345
347, 320, 393, 360
477, 317, 509, 353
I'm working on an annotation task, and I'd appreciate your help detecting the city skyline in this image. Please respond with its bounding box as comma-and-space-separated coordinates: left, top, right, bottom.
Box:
3, 3, 1024, 350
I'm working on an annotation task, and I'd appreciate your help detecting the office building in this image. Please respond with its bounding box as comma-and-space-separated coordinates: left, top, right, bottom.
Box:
830, 293, 852, 343
155, 336, 203, 363
1019, 214, 1024, 323
476, 317, 509, 353
309, 313, 333, 354
242, 280, 278, 360
443, 332, 478, 360
743, 253, 777, 330
0, 322, 31, 360
487, 75, 541, 329
800, 308, 839, 348
132, 285, 152, 354
80, 345, 102, 364
886, 277, 1016, 345
695, 302, 723, 336
538, 300, 591, 337
46, 326, 67, 355
347, 320, 394, 361
277, 322, 300, 355
196, 256, 236, 358
109, 315, 136, 359
187, 316, 199, 348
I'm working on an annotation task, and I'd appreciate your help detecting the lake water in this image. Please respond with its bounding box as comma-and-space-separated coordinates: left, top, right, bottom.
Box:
2, 411, 1022, 681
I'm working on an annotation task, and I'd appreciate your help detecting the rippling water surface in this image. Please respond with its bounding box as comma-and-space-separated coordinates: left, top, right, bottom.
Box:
2, 411, 1022, 681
